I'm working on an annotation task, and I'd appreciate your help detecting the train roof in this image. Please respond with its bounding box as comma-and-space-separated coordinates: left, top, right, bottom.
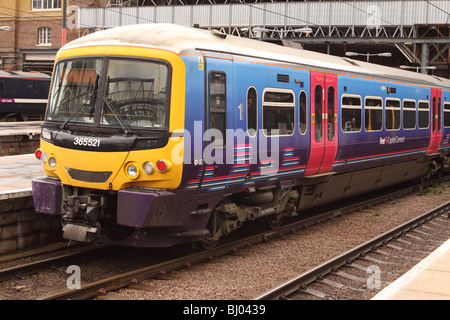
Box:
63, 23, 450, 90
0, 70, 51, 79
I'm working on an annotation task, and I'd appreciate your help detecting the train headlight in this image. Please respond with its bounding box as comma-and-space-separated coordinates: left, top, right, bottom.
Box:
48, 156, 57, 168
41, 129, 52, 141
143, 161, 154, 175
125, 162, 140, 180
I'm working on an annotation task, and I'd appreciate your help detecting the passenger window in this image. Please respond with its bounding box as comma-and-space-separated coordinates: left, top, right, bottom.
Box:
418, 101, 430, 129
385, 98, 401, 130
327, 87, 335, 141
403, 99, 416, 130
247, 87, 257, 137
0, 82, 4, 95
444, 102, 450, 128
299, 91, 307, 135
438, 97, 441, 132
341, 95, 362, 132
314, 85, 322, 141
432, 97, 436, 133
262, 89, 295, 136
209, 71, 226, 147
365, 97, 383, 131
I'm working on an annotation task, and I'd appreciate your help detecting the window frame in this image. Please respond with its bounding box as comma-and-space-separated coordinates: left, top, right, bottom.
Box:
32, 0, 62, 11
341, 94, 362, 133
327, 86, 335, 141
444, 102, 450, 128
208, 70, 227, 148
262, 87, 295, 137
402, 98, 417, 130
246, 86, 258, 137
418, 100, 430, 129
298, 90, 307, 135
385, 97, 401, 131
37, 27, 52, 46
364, 95, 383, 132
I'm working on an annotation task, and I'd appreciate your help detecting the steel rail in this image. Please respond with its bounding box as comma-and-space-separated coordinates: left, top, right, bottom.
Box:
36, 176, 448, 300
253, 200, 450, 300
0, 245, 107, 283
39, 180, 428, 300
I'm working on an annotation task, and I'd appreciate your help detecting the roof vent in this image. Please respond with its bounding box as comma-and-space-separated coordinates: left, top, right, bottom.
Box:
343, 57, 360, 66
211, 29, 227, 39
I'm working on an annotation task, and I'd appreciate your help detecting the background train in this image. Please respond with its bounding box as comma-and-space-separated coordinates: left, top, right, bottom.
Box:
32, 24, 450, 249
0, 70, 50, 121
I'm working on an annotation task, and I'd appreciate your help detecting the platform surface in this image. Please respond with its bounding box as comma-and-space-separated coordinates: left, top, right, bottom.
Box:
0, 153, 44, 199
372, 238, 450, 300
0, 121, 42, 136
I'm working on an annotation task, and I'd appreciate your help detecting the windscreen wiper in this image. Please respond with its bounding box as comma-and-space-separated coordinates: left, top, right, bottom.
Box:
59, 74, 99, 131
102, 97, 131, 135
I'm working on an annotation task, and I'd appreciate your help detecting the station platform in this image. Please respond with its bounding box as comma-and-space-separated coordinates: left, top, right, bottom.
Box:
0, 153, 44, 200
0, 121, 42, 136
372, 238, 450, 300
0, 121, 42, 157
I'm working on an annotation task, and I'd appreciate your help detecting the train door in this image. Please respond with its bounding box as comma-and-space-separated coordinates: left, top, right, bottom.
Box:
198, 57, 233, 192
304, 72, 338, 175
427, 88, 443, 154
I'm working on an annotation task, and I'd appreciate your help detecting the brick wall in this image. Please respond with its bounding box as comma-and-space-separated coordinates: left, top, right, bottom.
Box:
0, 195, 61, 255
0, 134, 40, 157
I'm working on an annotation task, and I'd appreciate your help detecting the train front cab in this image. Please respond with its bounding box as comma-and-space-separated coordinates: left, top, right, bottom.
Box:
32, 45, 190, 246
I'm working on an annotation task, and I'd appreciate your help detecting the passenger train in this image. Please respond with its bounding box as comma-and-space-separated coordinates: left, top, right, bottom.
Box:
31, 24, 450, 248
0, 70, 50, 121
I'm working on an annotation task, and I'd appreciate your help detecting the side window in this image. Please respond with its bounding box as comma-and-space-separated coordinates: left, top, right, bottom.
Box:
418, 101, 430, 129
247, 87, 257, 137
209, 71, 226, 147
444, 102, 450, 128
327, 86, 335, 141
432, 97, 436, 133
364, 97, 383, 132
0, 81, 4, 95
38, 27, 52, 45
385, 98, 401, 130
438, 97, 441, 132
314, 85, 323, 141
263, 89, 295, 136
299, 91, 307, 135
403, 99, 416, 130
341, 95, 362, 132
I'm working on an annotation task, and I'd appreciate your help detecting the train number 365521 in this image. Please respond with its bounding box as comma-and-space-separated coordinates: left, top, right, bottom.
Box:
73, 137, 101, 147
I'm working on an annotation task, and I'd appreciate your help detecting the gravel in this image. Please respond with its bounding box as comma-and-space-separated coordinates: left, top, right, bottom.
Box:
0, 182, 448, 300
107, 182, 450, 300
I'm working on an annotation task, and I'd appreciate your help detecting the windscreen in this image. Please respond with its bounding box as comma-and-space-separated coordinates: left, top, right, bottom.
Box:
46, 57, 170, 130
46, 58, 102, 124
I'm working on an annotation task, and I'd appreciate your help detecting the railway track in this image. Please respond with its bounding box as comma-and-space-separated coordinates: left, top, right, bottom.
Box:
40, 179, 448, 300
254, 200, 450, 300
0, 244, 107, 283
0, 178, 448, 300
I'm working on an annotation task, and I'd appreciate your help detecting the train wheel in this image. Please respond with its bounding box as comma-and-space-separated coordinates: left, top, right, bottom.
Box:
198, 238, 219, 250
263, 214, 283, 230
